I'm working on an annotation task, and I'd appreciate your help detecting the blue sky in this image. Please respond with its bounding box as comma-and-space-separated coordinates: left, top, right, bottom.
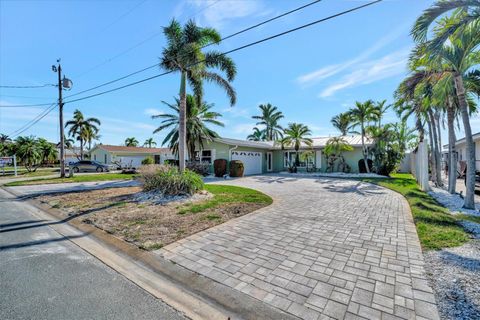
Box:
1, 0, 471, 147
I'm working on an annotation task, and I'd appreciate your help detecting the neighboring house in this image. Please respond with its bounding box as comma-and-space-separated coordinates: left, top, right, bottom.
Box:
89, 145, 174, 168
57, 146, 82, 165
194, 135, 373, 176
443, 132, 480, 171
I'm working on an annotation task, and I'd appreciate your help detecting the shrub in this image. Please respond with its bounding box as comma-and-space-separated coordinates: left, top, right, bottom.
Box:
229, 160, 244, 177
140, 165, 204, 196
214, 159, 227, 177
141, 156, 154, 165
186, 161, 210, 176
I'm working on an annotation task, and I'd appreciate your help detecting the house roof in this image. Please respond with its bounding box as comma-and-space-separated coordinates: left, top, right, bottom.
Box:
443, 132, 480, 149
215, 135, 372, 149
93, 145, 171, 154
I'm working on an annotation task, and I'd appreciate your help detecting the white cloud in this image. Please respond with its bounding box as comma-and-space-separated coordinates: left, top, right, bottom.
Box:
319, 48, 410, 98
221, 106, 252, 119
181, 0, 268, 29
232, 123, 256, 135
144, 108, 162, 116
296, 23, 410, 86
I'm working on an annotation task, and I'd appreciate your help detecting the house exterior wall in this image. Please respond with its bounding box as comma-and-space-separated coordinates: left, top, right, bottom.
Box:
90, 148, 111, 164
90, 149, 174, 166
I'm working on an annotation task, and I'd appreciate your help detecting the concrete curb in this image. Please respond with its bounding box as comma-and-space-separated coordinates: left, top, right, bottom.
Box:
1, 186, 298, 320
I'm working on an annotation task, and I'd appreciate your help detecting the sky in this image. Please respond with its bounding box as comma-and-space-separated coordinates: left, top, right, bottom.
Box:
1, 0, 475, 148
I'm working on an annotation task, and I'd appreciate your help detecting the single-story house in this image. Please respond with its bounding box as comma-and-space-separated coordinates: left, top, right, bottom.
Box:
442, 132, 480, 171
194, 135, 373, 175
89, 145, 174, 168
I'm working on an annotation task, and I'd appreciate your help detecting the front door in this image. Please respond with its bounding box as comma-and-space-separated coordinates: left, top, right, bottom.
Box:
267, 152, 273, 172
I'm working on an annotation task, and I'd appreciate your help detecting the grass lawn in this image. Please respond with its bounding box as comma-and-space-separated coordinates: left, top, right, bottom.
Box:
34, 184, 272, 250
5, 173, 137, 186
360, 173, 471, 250
0, 168, 58, 179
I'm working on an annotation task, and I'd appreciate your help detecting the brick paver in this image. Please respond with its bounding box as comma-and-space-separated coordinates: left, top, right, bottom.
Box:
158, 175, 439, 320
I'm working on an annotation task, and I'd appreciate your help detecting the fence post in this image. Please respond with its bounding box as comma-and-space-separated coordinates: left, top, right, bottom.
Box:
13, 154, 17, 177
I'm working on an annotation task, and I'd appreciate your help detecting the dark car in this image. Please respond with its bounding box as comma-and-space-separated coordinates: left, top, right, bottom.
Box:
70, 160, 109, 173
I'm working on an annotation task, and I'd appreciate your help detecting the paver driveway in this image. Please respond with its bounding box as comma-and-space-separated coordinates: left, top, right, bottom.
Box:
159, 175, 439, 320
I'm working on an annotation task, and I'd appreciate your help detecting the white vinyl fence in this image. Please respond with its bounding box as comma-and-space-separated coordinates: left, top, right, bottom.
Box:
410, 141, 430, 191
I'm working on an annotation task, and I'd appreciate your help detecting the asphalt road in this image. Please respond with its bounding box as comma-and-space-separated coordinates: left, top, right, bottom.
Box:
0, 189, 187, 320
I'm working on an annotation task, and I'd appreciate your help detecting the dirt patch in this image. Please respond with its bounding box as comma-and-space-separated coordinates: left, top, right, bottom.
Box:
34, 186, 266, 250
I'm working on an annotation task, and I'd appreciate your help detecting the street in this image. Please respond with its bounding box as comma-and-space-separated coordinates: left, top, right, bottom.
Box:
0, 188, 186, 320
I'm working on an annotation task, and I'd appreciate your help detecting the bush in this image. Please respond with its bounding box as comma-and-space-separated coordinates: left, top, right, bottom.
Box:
214, 159, 227, 177
229, 160, 244, 177
186, 161, 210, 176
141, 156, 154, 165
140, 165, 204, 196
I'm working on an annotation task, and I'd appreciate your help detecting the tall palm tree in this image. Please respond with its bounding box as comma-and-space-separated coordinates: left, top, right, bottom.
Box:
65, 109, 101, 160
143, 138, 157, 148
0, 134, 10, 144
125, 137, 139, 147
153, 94, 224, 159
281, 123, 313, 168
375, 100, 390, 128
247, 127, 265, 141
412, 0, 480, 51
348, 100, 377, 173
160, 19, 236, 172
324, 137, 353, 172
252, 103, 284, 141
330, 112, 353, 135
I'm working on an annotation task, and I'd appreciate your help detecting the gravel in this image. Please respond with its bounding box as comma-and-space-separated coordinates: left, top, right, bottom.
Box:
132, 189, 213, 204
428, 185, 480, 216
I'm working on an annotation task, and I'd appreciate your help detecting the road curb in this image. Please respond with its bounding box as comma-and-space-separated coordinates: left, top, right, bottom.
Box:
1, 186, 298, 320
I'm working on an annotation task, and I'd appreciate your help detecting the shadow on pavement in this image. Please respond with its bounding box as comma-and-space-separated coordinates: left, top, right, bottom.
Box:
0, 233, 86, 251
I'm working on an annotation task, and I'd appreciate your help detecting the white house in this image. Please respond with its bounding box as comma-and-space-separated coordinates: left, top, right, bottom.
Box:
443, 132, 480, 171
89, 145, 174, 168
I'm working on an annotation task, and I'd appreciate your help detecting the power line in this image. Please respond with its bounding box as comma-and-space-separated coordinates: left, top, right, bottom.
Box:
8, 103, 58, 138
64, 0, 324, 99
0, 102, 56, 108
0, 84, 55, 89
63, 0, 382, 105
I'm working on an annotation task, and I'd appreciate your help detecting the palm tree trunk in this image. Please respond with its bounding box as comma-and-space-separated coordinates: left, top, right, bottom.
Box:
427, 119, 437, 185
454, 74, 475, 209
178, 71, 187, 172
429, 110, 443, 187
361, 124, 370, 173
447, 98, 457, 194
435, 111, 442, 158
80, 139, 84, 160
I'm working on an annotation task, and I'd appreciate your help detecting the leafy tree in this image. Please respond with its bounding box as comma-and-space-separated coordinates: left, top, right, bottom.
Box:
15, 136, 42, 172
330, 112, 353, 135
374, 100, 390, 128
247, 127, 265, 141
65, 109, 101, 160
153, 94, 224, 159
252, 103, 284, 141
143, 138, 157, 148
347, 100, 377, 173
125, 137, 139, 147
160, 19, 236, 171
37, 138, 58, 165
324, 137, 353, 173
281, 123, 313, 169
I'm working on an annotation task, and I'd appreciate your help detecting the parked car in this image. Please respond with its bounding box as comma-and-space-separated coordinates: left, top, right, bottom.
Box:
70, 160, 109, 173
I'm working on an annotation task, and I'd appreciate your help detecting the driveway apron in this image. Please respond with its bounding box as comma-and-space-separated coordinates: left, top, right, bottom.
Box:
159, 175, 439, 320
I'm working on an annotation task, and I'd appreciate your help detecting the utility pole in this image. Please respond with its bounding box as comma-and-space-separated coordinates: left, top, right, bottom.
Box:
52, 60, 72, 178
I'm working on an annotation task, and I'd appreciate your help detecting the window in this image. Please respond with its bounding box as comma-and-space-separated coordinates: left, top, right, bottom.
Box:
104, 154, 107, 164
283, 151, 314, 168
194, 150, 212, 163
94, 154, 97, 161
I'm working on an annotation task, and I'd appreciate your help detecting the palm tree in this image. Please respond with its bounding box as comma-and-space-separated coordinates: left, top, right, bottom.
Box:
37, 138, 58, 165
324, 137, 353, 172
375, 100, 390, 128
143, 138, 157, 148
252, 103, 284, 141
281, 123, 313, 169
0, 134, 10, 144
247, 127, 265, 141
125, 137, 139, 147
331, 113, 353, 135
412, 0, 480, 51
15, 136, 41, 172
153, 94, 224, 159
160, 19, 236, 172
348, 100, 377, 173
65, 109, 101, 160
392, 121, 417, 156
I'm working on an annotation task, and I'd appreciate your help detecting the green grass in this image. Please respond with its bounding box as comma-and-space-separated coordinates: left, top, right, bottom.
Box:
4, 173, 137, 186
179, 184, 273, 215
359, 173, 470, 250
0, 168, 58, 179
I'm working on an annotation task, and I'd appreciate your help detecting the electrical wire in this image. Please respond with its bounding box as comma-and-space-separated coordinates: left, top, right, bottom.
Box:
8, 103, 58, 138
63, 0, 382, 105
0, 84, 55, 89
64, 0, 324, 99
0, 102, 57, 108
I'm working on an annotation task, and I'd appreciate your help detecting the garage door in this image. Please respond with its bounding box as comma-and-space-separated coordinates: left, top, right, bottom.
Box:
231, 150, 262, 175
117, 156, 145, 169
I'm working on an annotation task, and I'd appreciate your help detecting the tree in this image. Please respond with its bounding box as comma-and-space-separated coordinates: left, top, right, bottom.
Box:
143, 138, 157, 148
324, 137, 353, 172
348, 100, 377, 173
281, 123, 313, 169
252, 103, 284, 141
37, 138, 58, 165
374, 100, 390, 128
153, 94, 224, 159
247, 127, 266, 141
125, 137, 139, 147
15, 136, 41, 172
0, 134, 10, 144
160, 19, 236, 172
330, 113, 353, 135
65, 109, 101, 160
